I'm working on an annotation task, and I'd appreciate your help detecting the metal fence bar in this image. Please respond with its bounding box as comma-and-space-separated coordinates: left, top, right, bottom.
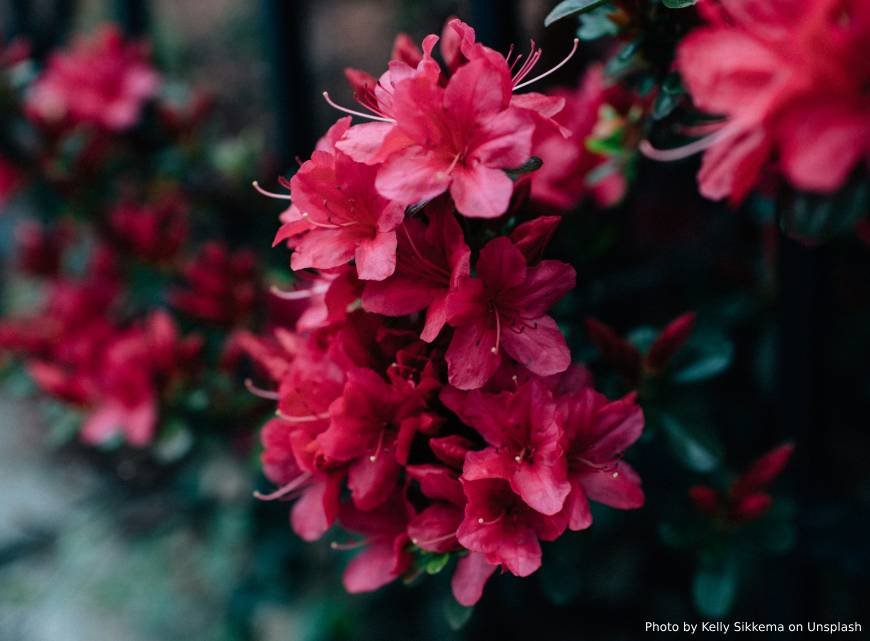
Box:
115, 0, 149, 38
468, 0, 520, 53
261, 0, 316, 170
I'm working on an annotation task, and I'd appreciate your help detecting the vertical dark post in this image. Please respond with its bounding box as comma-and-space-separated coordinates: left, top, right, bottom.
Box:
115, 0, 149, 38
777, 227, 826, 621
8, 0, 33, 40
261, 0, 316, 170
468, 0, 520, 55
9, 0, 75, 59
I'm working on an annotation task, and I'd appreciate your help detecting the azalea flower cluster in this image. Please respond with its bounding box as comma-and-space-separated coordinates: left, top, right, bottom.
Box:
0, 25, 271, 452
25, 24, 159, 132
248, 19, 647, 604
647, 0, 870, 204
0, 209, 266, 448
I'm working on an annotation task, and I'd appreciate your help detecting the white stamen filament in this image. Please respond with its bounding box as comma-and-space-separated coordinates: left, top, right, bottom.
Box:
323, 91, 395, 123
253, 471, 313, 501
639, 123, 741, 162
252, 180, 293, 200
276, 409, 331, 423
514, 38, 579, 91
270, 283, 330, 300
244, 378, 280, 401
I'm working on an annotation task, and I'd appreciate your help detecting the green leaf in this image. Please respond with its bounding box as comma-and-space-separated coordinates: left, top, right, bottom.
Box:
693, 552, 737, 618
663, 0, 698, 7
443, 597, 474, 630
577, 7, 620, 41
652, 73, 685, 120
659, 413, 721, 472
670, 335, 733, 384
779, 178, 869, 243
424, 553, 451, 575
545, 0, 609, 27
505, 156, 543, 181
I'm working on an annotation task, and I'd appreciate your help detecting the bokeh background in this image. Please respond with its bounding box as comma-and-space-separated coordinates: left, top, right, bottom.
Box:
2, 1, 869, 640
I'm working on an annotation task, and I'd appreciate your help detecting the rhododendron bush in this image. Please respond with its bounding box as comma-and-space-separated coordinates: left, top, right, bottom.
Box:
1, 2, 869, 639
0, 24, 275, 459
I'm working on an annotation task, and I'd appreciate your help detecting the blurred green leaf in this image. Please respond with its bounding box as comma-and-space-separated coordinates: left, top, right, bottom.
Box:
424, 553, 451, 575
779, 178, 868, 243
663, 0, 698, 8
652, 73, 685, 120
659, 413, 721, 472
693, 551, 737, 618
545, 0, 609, 26
578, 7, 620, 41
671, 335, 733, 384
443, 597, 474, 630
505, 156, 543, 181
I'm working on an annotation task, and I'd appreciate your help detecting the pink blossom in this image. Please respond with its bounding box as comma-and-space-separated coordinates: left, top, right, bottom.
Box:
457, 478, 569, 577
338, 490, 414, 593
275, 117, 406, 280
445, 235, 574, 390
557, 388, 645, 530
443, 379, 571, 516
171, 242, 260, 326
530, 65, 632, 209
690, 441, 794, 522
361, 198, 470, 341
108, 194, 189, 263
0, 156, 22, 208
26, 24, 158, 131
664, 0, 870, 201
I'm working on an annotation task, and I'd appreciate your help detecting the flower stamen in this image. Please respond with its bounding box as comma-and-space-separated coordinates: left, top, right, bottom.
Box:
323, 91, 395, 123
270, 283, 330, 300
253, 471, 313, 501
252, 180, 292, 200
514, 38, 579, 91
244, 378, 280, 401
276, 409, 331, 424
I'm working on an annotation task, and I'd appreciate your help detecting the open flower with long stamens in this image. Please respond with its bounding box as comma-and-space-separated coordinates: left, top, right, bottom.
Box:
557, 388, 645, 531
644, 0, 870, 203
444, 236, 575, 390
281, 117, 406, 281
443, 379, 570, 516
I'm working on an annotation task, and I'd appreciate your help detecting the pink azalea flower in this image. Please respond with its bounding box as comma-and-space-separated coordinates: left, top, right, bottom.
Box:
406, 464, 465, 553
451, 551, 499, 606
14, 218, 73, 277
530, 65, 633, 210
316, 367, 406, 511
82, 310, 201, 447
690, 441, 794, 523
258, 418, 345, 542
457, 478, 569, 577
338, 489, 414, 593
0, 156, 22, 208
653, 0, 870, 202
108, 194, 189, 263
26, 24, 158, 131
585, 312, 696, 385
275, 117, 406, 280
328, 18, 580, 219
445, 235, 575, 390
361, 198, 470, 341
170, 242, 260, 327
372, 55, 535, 218
269, 266, 361, 333
443, 379, 570, 515
557, 388, 645, 531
